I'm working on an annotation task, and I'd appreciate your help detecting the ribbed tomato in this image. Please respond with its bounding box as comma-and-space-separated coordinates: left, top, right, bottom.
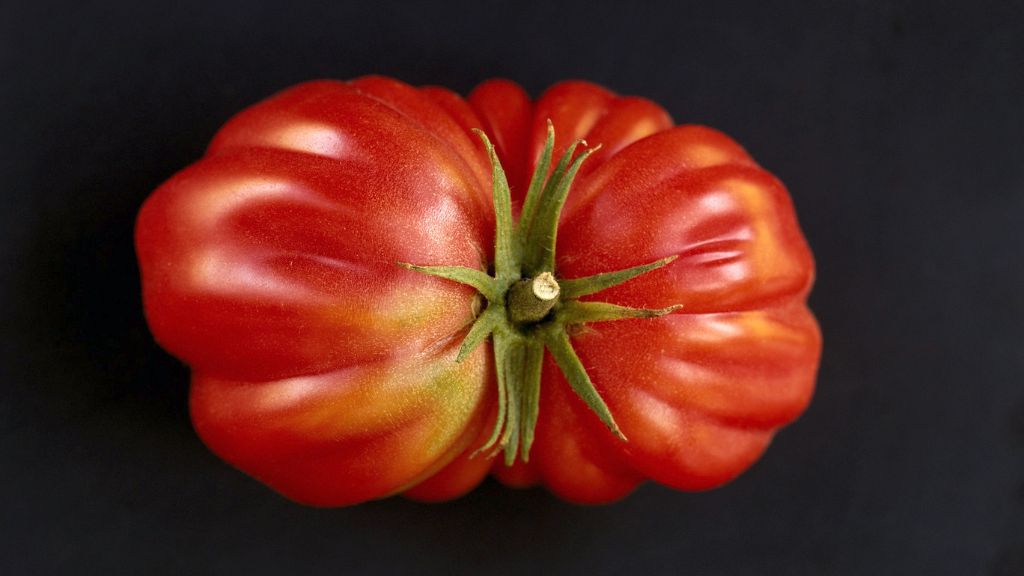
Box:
136, 76, 820, 506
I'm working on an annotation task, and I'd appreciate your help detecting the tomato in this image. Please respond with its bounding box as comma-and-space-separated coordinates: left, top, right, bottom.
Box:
135, 76, 820, 506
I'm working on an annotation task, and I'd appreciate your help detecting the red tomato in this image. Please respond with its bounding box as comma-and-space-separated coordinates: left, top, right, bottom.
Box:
136, 76, 820, 506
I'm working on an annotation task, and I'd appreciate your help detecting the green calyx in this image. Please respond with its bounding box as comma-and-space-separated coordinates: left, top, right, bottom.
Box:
401, 123, 680, 465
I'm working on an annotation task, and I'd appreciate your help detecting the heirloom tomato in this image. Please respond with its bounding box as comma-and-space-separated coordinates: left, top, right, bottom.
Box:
136, 76, 820, 506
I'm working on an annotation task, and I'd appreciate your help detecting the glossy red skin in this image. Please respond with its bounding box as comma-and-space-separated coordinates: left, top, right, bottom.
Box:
136, 76, 820, 506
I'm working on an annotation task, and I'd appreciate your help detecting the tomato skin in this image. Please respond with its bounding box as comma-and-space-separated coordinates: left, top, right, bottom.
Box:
136, 76, 820, 505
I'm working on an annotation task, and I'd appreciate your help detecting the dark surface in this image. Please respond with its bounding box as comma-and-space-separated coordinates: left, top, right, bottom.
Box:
2, 1, 1022, 574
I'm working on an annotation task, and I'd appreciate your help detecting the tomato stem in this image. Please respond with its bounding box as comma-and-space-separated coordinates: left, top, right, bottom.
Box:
507, 273, 560, 324
401, 125, 681, 462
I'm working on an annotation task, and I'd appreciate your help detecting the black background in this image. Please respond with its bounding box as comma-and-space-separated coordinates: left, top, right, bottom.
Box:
3, 1, 1022, 574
